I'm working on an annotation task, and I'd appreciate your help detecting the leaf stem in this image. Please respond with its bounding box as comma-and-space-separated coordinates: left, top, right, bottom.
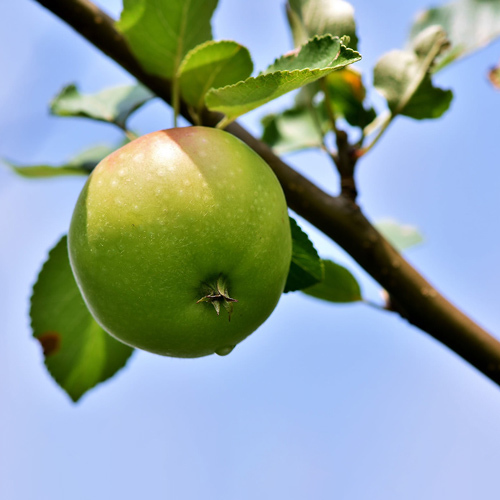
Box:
215, 115, 232, 130
122, 127, 138, 142
362, 299, 388, 312
357, 112, 393, 157
172, 76, 180, 128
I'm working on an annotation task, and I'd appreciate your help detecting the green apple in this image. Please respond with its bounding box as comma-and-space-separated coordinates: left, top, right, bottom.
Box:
68, 126, 292, 358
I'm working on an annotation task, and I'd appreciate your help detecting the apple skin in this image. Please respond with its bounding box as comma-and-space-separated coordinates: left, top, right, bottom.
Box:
68, 126, 292, 358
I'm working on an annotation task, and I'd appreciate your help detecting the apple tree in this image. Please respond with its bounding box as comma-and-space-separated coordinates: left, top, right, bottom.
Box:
5, 0, 500, 403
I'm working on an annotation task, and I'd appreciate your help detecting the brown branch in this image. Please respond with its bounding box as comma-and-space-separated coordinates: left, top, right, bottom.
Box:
33, 0, 500, 386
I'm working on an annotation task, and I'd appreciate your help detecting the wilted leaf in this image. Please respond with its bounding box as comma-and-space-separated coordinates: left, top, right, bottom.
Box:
287, 0, 358, 50
31, 236, 134, 402
284, 217, 324, 293
206, 35, 361, 124
179, 40, 253, 110
302, 259, 362, 302
117, 0, 218, 79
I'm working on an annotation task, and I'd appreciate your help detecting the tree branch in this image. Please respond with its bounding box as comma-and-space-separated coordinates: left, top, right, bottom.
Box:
33, 0, 500, 386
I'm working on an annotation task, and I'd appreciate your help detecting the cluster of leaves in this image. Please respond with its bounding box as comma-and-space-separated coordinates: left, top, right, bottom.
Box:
262, 0, 500, 157
6, 0, 500, 402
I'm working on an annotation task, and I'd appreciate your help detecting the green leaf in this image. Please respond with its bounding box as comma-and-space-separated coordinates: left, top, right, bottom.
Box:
302, 259, 362, 302
410, 0, 500, 71
324, 68, 376, 128
284, 217, 324, 293
410, 25, 451, 61
376, 219, 424, 252
264, 35, 357, 74
51, 84, 154, 129
374, 43, 453, 120
117, 0, 218, 79
31, 236, 134, 402
206, 35, 361, 124
261, 105, 327, 154
287, 0, 358, 50
179, 40, 253, 111
3, 144, 116, 178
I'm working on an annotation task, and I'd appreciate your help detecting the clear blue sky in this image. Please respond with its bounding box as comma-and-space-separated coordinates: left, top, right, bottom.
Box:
2, 1, 500, 499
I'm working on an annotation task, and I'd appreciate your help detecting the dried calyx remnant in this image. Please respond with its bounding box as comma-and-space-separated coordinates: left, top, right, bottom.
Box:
197, 274, 238, 320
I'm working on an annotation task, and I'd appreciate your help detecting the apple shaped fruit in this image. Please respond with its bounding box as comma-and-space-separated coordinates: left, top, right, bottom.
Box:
68, 126, 292, 358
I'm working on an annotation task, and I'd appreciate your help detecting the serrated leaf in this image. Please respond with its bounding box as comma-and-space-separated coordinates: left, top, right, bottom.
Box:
376, 219, 424, 252
3, 144, 116, 178
206, 35, 361, 124
284, 217, 323, 293
410, 0, 500, 71
31, 236, 134, 402
261, 105, 326, 154
325, 68, 376, 128
51, 84, 154, 129
179, 41, 253, 110
264, 34, 357, 74
117, 0, 218, 79
287, 0, 358, 50
374, 49, 453, 119
302, 259, 362, 302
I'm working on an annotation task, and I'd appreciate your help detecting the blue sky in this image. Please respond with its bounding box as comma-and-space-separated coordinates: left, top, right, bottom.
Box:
2, 1, 500, 499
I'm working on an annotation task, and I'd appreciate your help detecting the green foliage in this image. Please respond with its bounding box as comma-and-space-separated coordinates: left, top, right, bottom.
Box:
11, 0, 500, 400
179, 40, 253, 112
285, 217, 324, 293
51, 84, 154, 129
374, 26, 453, 119
261, 67, 375, 154
261, 0, 370, 152
206, 35, 361, 125
4, 145, 116, 178
261, 105, 327, 154
376, 219, 424, 252
31, 236, 134, 402
287, 0, 358, 50
324, 68, 376, 128
410, 0, 500, 71
303, 259, 362, 303
117, 0, 218, 79
264, 34, 358, 74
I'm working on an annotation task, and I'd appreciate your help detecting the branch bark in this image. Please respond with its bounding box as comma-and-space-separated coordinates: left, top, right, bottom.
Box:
33, 0, 500, 386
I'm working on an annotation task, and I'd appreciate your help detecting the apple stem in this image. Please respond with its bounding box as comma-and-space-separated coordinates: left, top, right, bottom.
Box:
197, 275, 238, 321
